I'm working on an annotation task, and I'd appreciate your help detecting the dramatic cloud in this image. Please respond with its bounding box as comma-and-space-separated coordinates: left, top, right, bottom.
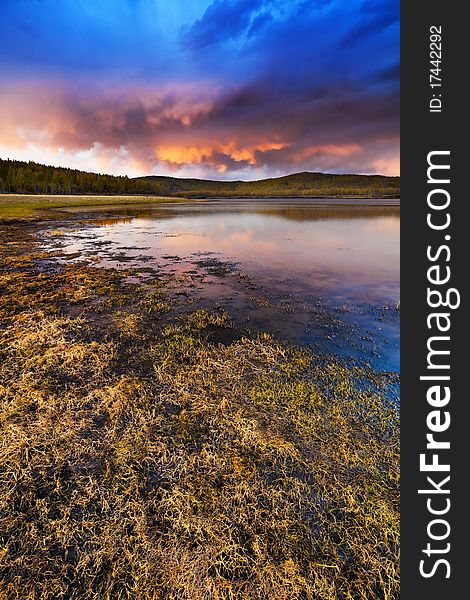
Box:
180, 0, 267, 49
0, 0, 399, 178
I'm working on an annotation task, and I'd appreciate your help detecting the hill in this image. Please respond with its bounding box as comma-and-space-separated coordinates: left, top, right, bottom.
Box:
136, 172, 399, 198
0, 158, 399, 198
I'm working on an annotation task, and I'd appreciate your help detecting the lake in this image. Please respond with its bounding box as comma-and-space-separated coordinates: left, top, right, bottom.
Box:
43, 199, 400, 374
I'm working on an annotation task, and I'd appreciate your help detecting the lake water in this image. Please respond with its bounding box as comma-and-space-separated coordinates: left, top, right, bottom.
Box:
46, 199, 400, 374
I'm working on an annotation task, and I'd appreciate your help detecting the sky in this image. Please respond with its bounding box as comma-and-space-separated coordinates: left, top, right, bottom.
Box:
0, 0, 399, 180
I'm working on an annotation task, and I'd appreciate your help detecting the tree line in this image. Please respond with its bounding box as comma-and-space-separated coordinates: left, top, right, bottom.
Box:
0, 158, 400, 198
0, 159, 159, 195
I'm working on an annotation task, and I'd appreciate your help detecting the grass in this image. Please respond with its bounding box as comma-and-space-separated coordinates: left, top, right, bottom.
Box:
0, 195, 188, 220
0, 220, 399, 599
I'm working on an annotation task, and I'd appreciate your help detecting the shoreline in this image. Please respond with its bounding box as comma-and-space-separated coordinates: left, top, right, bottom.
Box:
0, 194, 400, 221
1, 192, 400, 200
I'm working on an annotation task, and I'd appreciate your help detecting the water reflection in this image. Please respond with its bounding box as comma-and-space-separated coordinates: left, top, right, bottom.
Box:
49, 200, 400, 372
84, 202, 399, 301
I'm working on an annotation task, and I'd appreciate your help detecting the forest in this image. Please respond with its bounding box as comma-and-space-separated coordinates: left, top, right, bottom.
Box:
0, 159, 157, 195
0, 158, 400, 198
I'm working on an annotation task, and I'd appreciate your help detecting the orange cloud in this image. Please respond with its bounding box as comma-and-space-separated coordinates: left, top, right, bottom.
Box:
0, 80, 399, 178
292, 143, 362, 162
156, 142, 288, 167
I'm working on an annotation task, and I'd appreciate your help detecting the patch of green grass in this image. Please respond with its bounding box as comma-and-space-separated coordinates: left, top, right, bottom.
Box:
0, 195, 189, 220
0, 223, 399, 599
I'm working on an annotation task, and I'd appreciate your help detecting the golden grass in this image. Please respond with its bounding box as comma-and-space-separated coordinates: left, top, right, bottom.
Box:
0, 195, 189, 220
0, 224, 399, 599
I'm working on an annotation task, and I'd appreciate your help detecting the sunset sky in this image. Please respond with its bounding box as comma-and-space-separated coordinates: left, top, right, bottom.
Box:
0, 0, 399, 179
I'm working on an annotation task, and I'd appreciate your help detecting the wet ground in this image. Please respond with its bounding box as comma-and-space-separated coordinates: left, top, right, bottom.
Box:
37, 198, 400, 377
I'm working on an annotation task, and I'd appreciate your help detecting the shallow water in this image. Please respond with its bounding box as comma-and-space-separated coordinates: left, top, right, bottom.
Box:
43, 199, 400, 374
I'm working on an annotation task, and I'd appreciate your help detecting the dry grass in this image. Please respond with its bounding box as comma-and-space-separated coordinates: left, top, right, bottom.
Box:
0, 223, 399, 599
0, 195, 188, 220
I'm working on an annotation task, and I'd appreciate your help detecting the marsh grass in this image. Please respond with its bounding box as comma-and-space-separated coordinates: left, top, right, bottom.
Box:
0, 195, 188, 220
0, 223, 399, 599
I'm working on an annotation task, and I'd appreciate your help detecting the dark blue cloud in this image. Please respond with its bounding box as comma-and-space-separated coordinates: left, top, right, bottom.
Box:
247, 11, 273, 37
339, 0, 398, 48
374, 61, 400, 82
180, 0, 268, 50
